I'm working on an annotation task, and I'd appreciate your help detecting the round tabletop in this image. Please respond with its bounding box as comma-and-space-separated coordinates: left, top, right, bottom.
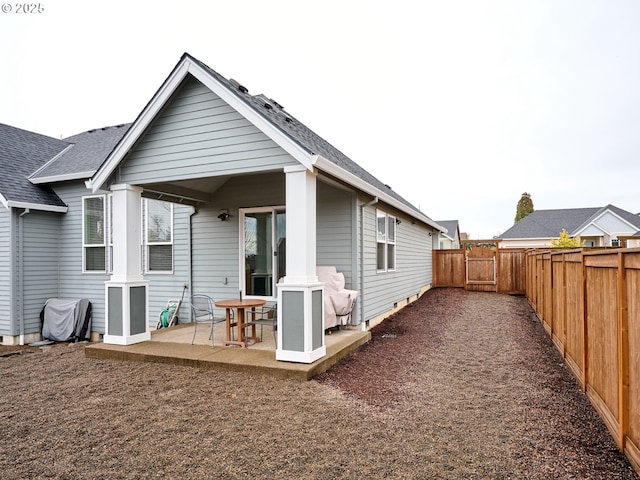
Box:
214, 299, 266, 309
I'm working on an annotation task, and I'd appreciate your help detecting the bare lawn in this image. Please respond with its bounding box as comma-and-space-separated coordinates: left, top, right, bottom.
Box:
0, 288, 637, 479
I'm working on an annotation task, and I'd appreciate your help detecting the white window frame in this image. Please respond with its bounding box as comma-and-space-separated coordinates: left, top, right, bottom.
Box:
144, 199, 174, 274
82, 195, 108, 273
376, 209, 397, 273
239, 206, 286, 300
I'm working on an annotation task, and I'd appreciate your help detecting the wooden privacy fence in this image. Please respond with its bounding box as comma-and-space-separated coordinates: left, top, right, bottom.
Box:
432, 244, 527, 294
526, 248, 640, 474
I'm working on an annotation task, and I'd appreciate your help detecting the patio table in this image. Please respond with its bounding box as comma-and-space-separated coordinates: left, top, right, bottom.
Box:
215, 299, 266, 347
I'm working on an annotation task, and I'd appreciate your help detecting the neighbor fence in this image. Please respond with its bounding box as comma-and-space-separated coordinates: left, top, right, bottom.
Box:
526, 248, 640, 474
432, 246, 527, 294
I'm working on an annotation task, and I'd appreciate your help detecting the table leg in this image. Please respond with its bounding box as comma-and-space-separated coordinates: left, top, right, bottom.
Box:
225, 308, 232, 344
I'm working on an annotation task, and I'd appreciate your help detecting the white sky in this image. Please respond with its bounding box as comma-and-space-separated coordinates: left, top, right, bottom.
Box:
2, 0, 639, 238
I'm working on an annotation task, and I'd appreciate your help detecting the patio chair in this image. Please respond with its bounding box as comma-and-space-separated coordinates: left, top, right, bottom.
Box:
247, 304, 278, 346
190, 294, 228, 346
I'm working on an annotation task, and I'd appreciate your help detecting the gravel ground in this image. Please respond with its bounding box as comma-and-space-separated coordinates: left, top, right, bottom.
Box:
0, 288, 637, 479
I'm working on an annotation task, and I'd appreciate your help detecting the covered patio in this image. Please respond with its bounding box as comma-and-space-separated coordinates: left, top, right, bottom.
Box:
85, 321, 370, 381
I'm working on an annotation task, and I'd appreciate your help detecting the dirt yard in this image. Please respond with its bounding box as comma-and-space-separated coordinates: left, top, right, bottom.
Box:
0, 288, 637, 479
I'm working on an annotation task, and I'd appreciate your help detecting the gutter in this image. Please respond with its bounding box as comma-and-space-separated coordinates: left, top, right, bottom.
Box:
18, 208, 30, 345
360, 196, 378, 329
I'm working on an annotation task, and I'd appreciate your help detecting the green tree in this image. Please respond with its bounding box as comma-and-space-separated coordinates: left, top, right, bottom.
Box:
514, 192, 534, 223
550, 228, 583, 248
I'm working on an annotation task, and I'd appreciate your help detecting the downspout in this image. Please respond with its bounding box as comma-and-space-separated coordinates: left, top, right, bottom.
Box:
359, 197, 378, 329
188, 206, 198, 319
18, 208, 30, 345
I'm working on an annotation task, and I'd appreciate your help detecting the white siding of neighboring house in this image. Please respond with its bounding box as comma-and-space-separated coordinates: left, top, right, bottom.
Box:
118, 76, 298, 186
0, 208, 13, 336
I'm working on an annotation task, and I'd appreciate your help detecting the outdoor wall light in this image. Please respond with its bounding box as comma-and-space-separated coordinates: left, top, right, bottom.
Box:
218, 209, 230, 221
396, 218, 402, 225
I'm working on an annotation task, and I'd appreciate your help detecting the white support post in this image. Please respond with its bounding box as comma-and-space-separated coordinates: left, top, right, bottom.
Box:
276, 166, 326, 363
103, 184, 150, 345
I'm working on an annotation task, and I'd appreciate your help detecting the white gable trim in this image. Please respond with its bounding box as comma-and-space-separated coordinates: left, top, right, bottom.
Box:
28, 144, 74, 183
89, 56, 313, 194
574, 208, 638, 237
7, 200, 68, 213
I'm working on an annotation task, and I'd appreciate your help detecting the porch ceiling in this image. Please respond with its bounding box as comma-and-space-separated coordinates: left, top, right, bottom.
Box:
141, 176, 230, 205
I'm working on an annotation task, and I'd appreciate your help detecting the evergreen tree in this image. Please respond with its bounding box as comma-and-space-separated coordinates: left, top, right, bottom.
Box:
514, 192, 534, 223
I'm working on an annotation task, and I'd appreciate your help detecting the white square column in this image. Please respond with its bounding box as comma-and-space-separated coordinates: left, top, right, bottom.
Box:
103, 184, 150, 345
276, 166, 326, 363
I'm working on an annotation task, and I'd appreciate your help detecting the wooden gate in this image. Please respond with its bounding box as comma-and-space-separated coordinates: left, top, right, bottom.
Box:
464, 241, 498, 292
432, 241, 526, 294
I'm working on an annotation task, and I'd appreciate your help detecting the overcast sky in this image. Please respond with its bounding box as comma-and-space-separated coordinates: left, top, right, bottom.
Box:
2, 0, 639, 238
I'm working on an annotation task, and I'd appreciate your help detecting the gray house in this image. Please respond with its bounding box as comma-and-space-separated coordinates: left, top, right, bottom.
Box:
2, 53, 444, 363
499, 205, 640, 248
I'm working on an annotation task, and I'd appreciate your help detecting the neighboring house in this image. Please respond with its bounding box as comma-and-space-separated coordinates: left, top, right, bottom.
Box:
1, 52, 445, 363
436, 220, 460, 249
499, 205, 640, 248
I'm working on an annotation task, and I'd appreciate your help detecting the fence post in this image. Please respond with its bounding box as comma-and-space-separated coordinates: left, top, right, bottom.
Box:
581, 249, 588, 393
617, 251, 629, 452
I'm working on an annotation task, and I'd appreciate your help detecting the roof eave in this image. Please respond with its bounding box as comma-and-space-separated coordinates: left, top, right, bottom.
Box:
313, 155, 445, 232
30, 171, 95, 185
6, 200, 68, 213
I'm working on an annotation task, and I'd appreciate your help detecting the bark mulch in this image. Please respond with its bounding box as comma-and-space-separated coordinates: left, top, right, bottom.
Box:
0, 288, 637, 479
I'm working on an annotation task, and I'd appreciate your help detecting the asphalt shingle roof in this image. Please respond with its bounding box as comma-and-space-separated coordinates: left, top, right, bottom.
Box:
188, 54, 432, 221
0, 123, 69, 208
436, 220, 458, 238
31, 124, 131, 180
499, 206, 640, 239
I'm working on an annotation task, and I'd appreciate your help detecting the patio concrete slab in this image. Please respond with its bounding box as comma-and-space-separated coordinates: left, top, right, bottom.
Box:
85, 324, 370, 381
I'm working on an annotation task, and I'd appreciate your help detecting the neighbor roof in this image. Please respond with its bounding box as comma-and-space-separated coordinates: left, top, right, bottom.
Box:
499, 205, 640, 239
0, 123, 69, 210
436, 220, 457, 238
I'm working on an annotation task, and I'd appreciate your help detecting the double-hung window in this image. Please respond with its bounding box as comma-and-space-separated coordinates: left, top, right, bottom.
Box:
376, 209, 396, 272
145, 199, 173, 273
83, 195, 108, 272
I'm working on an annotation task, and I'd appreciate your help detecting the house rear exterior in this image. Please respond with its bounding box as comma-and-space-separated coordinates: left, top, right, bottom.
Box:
1, 53, 443, 363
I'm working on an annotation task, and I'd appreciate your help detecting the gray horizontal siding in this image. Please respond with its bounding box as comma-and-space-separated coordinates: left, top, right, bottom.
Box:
21, 210, 61, 334
317, 181, 356, 289
55, 183, 110, 333
119, 76, 297, 185
360, 201, 433, 322
190, 173, 286, 313
53, 183, 195, 333
0, 209, 13, 334
145, 203, 194, 327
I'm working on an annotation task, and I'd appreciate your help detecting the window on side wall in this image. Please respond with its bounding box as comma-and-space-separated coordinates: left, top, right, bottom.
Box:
376, 209, 396, 272
145, 199, 173, 273
83, 195, 107, 272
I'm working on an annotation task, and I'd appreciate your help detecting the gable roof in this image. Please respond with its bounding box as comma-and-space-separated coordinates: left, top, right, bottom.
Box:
0, 123, 69, 211
499, 205, 640, 239
89, 53, 443, 231
436, 220, 457, 239
30, 124, 131, 183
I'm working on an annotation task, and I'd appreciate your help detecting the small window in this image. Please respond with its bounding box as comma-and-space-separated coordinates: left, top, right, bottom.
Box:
83, 196, 107, 272
145, 199, 173, 272
376, 209, 396, 272
612, 238, 621, 247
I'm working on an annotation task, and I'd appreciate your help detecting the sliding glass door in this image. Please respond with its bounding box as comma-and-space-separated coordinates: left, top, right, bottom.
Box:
241, 207, 286, 298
